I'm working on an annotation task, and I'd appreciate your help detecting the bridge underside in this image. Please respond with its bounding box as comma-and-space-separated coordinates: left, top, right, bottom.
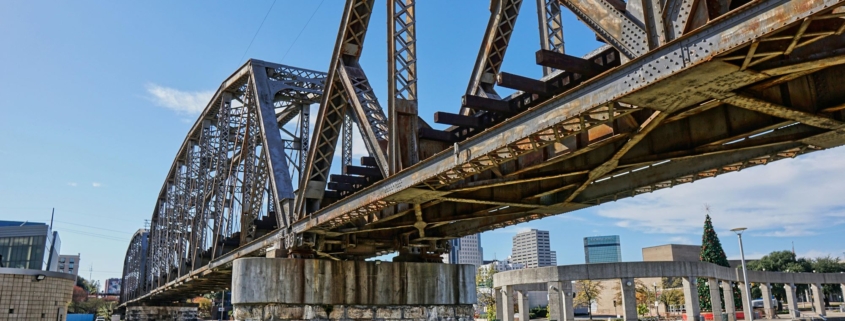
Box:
123, 0, 845, 307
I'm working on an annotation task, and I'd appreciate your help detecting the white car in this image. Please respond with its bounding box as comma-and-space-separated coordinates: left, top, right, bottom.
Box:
751, 297, 778, 308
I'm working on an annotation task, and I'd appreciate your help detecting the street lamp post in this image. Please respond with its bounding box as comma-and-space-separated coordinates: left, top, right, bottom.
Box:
654, 282, 661, 320
731, 227, 753, 321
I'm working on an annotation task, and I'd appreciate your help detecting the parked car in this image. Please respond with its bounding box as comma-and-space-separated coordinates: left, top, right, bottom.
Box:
751, 297, 779, 309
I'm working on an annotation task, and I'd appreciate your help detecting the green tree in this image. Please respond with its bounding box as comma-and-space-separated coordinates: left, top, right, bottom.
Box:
659, 288, 684, 313
97, 301, 115, 319
696, 213, 739, 312
747, 250, 813, 302
810, 255, 844, 305
575, 280, 605, 320
476, 265, 498, 320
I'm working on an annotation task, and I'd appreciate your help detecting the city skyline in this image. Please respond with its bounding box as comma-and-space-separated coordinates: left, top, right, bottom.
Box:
1, 1, 844, 285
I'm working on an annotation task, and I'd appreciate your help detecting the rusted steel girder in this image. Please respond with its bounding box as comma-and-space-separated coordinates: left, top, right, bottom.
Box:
292, 0, 845, 234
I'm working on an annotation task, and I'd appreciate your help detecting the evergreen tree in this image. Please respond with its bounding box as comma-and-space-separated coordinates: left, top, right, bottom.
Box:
696, 212, 734, 312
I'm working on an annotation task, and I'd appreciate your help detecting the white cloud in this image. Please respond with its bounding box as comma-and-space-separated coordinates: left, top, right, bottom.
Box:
667, 236, 694, 245
67, 182, 77, 187
594, 146, 845, 237
727, 252, 766, 260
92, 182, 102, 187
798, 249, 844, 260
145, 83, 213, 115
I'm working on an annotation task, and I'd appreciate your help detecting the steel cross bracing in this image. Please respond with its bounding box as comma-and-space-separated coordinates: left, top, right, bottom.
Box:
120, 229, 149, 303
132, 60, 326, 299
122, 0, 845, 306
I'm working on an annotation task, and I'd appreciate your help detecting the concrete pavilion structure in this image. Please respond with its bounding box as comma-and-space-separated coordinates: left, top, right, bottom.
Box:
493, 261, 845, 321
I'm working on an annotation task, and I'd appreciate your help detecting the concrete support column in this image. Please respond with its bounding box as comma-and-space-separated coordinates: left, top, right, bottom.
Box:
231, 258, 476, 321
621, 278, 638, 321
708, 278, 723, 321
517, 290, 529, 321
548, 281, 574, 321
841, 284, 845, 303
738, 282, 752, 321
722, 281, 736, 321
783, 283, 799, 318
811, 283, 826, 316
759, 283, 773, 319
683, 276, 701, 321
496, 287, 505, 321
502, 285, 515, 321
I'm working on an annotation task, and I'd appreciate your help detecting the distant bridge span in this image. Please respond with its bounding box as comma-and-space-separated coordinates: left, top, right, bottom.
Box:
122, 0, 845, 306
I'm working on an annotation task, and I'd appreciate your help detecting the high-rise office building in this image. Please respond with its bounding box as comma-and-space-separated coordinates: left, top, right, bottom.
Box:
443, 234, 484, 266
511, 229, 557, 268
584, 235, 622, 263
0, 220, 61, 271
106, 278, 121, 295
58, 254, 81, 276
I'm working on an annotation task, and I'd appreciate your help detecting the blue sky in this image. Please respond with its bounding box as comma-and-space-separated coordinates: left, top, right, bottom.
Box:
1, 1, 842, 290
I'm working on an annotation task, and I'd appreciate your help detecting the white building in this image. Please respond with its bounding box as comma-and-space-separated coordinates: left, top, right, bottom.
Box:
442, 234, 483, 267
511, 229, 557, 268
479, 257, 525, 272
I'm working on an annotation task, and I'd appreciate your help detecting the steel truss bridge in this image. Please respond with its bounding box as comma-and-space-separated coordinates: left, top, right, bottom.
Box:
121, 0, 845, 306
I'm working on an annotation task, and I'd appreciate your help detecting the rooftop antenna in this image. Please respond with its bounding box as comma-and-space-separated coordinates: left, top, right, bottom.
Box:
792, 241, 795, 255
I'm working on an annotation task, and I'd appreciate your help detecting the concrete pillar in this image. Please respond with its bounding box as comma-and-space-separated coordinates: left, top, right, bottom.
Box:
783, 283, 799, 318
496, 288, 505, 321
683, 276, 701, 321
722, 281, 736, 321
502, 285, 515, 321
759, 283, 773, 319
548, 281, 574, 321
517, 290, 529, 321
708, 278, 723, 321
811, 283, 826, 316
230, 258, 476, 321
841, 284, 845, 303
738, 282, 752, 321
621, 278, 638, 321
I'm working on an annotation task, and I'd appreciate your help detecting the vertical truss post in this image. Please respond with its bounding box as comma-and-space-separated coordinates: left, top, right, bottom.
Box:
299, 103, 309, 174
536, 0, 565, 76
387, 0, 419, 173
342, 112, 353, 168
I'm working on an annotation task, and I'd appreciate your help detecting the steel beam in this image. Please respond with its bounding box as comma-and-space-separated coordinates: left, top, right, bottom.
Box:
293, 0, 843, 234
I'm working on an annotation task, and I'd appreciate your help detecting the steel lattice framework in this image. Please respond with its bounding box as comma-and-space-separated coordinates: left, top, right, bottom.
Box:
123, 0, 845, 306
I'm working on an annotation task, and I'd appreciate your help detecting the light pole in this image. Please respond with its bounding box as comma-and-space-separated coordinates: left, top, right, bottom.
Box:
731, 227, 753, 321
654, 282, 660, 319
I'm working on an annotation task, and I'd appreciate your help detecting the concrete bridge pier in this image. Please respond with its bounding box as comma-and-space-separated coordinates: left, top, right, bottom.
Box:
230, 258, 476, 321
517, 290, 529, 321
722, 281, 736, 321
708, 278, 724, 321
738, 282, 751, 321
682, 276, 701, 320
810, 283, 826, 317
759, 283, 773, 319
784, 282, 800, 318
499, 285, 515, 321
547, 281, 574, 321
621, 278, 638, 321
